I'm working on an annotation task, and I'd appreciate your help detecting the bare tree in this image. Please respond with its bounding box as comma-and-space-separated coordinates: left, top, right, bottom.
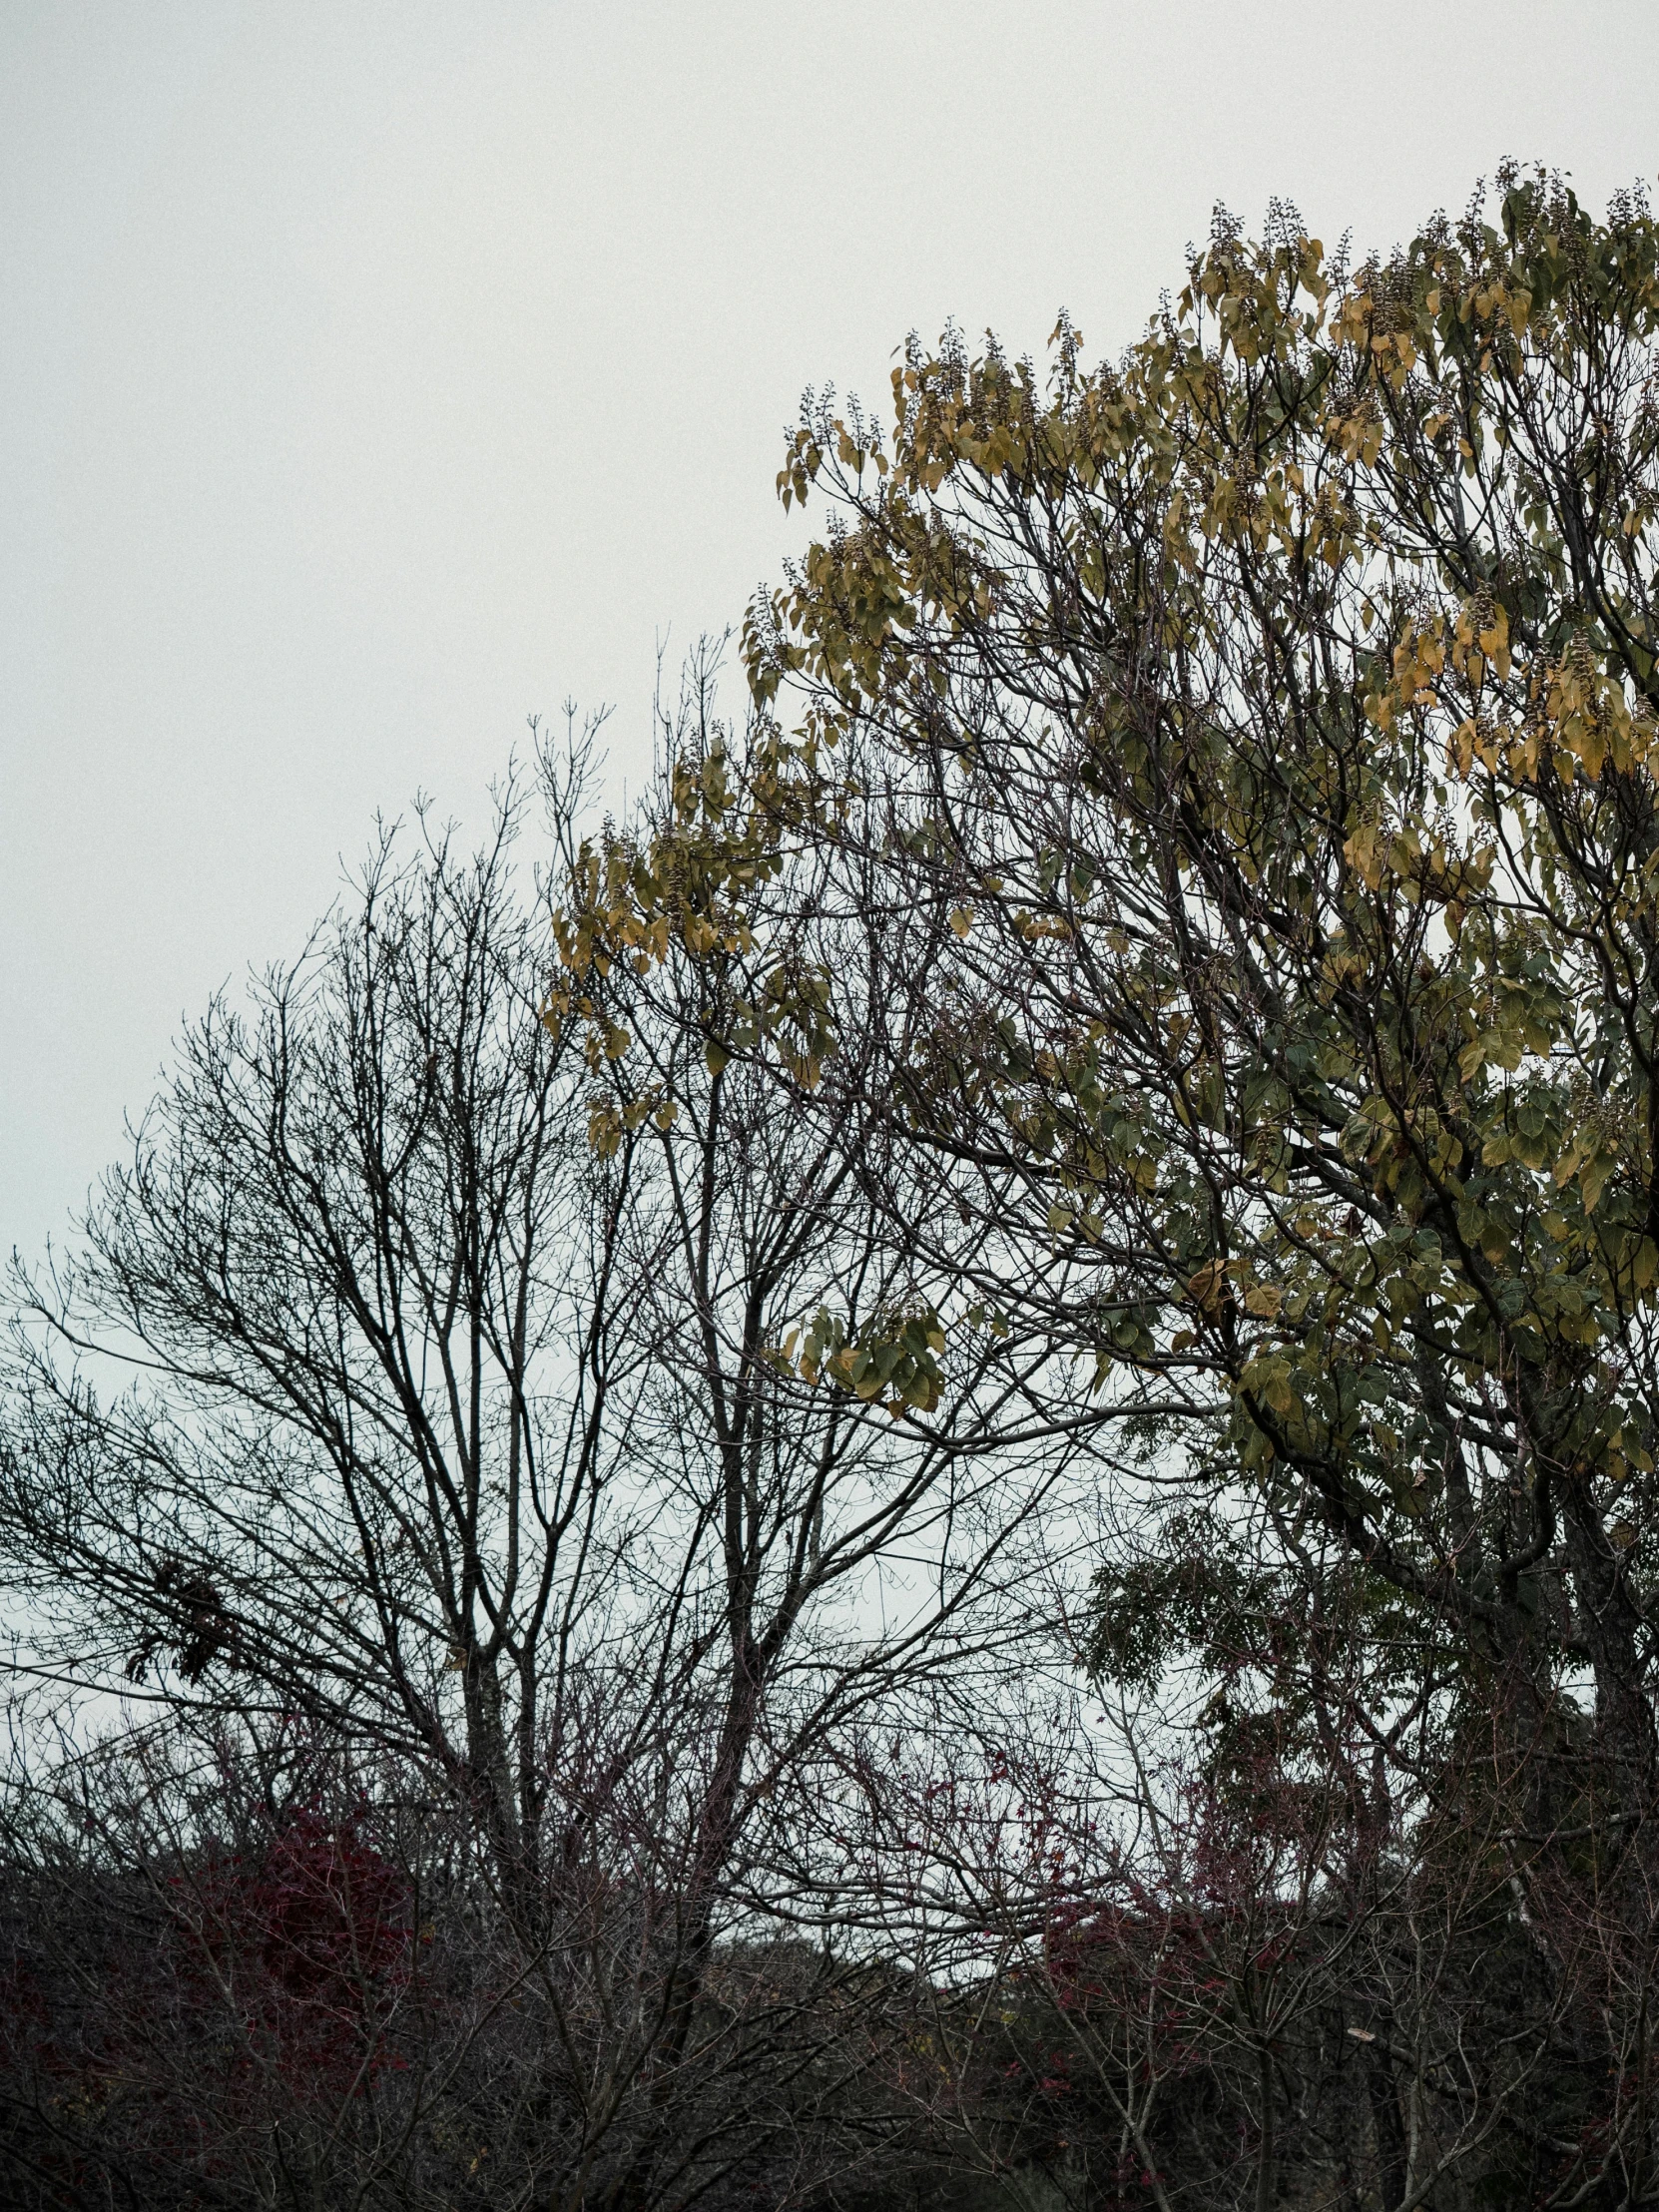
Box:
0, 711, 1073, 2211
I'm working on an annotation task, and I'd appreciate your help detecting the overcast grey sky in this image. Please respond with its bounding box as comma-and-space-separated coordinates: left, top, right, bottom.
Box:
4, 0, 1656, 1258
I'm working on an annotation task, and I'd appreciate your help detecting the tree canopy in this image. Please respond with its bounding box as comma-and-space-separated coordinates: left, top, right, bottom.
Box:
563, 166, 1659, 1807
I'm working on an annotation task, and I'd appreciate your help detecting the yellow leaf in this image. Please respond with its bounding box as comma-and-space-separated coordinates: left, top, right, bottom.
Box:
1187, 1260, 1227, 1315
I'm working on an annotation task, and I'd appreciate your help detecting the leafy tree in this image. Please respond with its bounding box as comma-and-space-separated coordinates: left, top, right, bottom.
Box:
553, 168, 1659, 2203
576, 165, 1659, 1793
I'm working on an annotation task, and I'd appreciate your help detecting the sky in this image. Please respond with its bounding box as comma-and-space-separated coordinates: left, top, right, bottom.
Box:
4, 0, 1657, 1261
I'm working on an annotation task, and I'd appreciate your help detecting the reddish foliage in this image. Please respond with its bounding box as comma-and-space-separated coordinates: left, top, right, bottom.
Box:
171, 1805, 412, 2100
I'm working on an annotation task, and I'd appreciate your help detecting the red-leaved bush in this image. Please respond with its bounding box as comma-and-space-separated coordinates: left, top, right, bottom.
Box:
170, 1805, 412, 2101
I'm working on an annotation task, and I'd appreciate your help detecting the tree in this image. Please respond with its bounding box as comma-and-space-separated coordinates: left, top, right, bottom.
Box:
575, 166, 1659, 1799
555, 167, 1659, 2203
0, 718, 1066, 2211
